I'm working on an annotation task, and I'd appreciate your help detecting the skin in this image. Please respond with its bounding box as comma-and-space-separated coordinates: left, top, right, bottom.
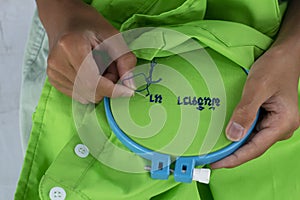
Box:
36, 0, 137, 104
36, 0, 300, 168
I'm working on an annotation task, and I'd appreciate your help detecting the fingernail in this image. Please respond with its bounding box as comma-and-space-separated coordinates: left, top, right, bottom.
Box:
226, 122, 244, 141
112, 84, 134, 98
128, 78, 137, 90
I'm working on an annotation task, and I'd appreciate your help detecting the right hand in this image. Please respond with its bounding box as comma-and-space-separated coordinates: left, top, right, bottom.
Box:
37, 0, 136, 104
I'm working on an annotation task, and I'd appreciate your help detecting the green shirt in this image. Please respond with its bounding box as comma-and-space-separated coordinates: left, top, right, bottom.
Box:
16, 1, 300, 200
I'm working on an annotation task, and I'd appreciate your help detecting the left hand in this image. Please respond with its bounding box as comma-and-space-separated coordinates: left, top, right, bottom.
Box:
211, 46, 300, 169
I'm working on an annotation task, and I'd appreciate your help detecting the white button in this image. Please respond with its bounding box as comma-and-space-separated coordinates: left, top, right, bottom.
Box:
49, 187, 66, 200
74, 144, 89, 158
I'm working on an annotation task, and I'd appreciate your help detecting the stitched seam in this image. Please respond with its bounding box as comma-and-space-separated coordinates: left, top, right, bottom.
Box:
22, 84, 53, 199
27, 27, 46, 67
40, 175, 91, 200
73, 158, 97, 188
37, 129, 97, 198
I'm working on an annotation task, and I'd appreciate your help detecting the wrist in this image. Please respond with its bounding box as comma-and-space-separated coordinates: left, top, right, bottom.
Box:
36, 0, 93, 47
268, 42, 300, 76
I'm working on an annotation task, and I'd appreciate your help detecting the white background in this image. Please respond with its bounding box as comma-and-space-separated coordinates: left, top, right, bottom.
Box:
0, 0, 35, 199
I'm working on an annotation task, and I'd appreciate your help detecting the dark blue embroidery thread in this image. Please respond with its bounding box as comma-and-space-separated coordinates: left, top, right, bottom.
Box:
149, 94, 163, 103
177, 96, 221, 111
122, 59, 162, 96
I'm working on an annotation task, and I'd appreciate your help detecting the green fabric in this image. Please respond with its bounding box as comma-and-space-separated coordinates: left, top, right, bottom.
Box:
210, 130, 300, 200
205, 0, 283, 37
91, 0, 285, 38
210, 82, 300, 200
130, 20, 273, 68
16, 80, 202, 200
109, 19, 273, 156
16, 0, 300, 200
110, 49, 247, 156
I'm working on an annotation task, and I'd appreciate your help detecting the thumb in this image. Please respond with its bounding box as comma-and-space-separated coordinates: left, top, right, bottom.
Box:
226, 78, 270, 141
100, 33, 137, 88
116, 52, 137, 80
100, 32, 136, 77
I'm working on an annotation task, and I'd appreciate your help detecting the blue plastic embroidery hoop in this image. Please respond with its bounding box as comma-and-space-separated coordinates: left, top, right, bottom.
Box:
104, 96, 259, 183
104, 65, 258, 183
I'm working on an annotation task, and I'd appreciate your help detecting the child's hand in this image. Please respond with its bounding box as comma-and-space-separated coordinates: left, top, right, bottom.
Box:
211, 46, 300, 169
37, 0, 136, 103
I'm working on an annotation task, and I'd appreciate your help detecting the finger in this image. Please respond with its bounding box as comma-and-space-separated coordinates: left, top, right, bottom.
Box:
257, 104, 299, 140
48, 78, 89, 104
74, 51, 108, 102
74, 54, 134, 103
47, 67, 73, 90
116, 53, 137, 90
116, 52, 137, 79
76, 75, 134, 103
58, 33, 135, 101
226, 75, 273, 141
212, 105, 298, 169
57, 33, 94, 72
95, 76, 135, 102
47, 46, 77, 83
103, 63, 119, 83
98, 33, 137, 81
211, 127, 280, 169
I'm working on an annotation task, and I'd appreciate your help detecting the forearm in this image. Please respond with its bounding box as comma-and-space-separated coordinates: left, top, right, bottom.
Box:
274, 0, 300, 47
270, 0, 300, 74
36, 0, 84, 38
36, 0, 118, 48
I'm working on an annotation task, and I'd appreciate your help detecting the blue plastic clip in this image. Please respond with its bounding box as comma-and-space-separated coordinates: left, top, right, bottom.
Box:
150, 153, 171, 180
104, 96, 259, 183
174, 157, 196, 183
